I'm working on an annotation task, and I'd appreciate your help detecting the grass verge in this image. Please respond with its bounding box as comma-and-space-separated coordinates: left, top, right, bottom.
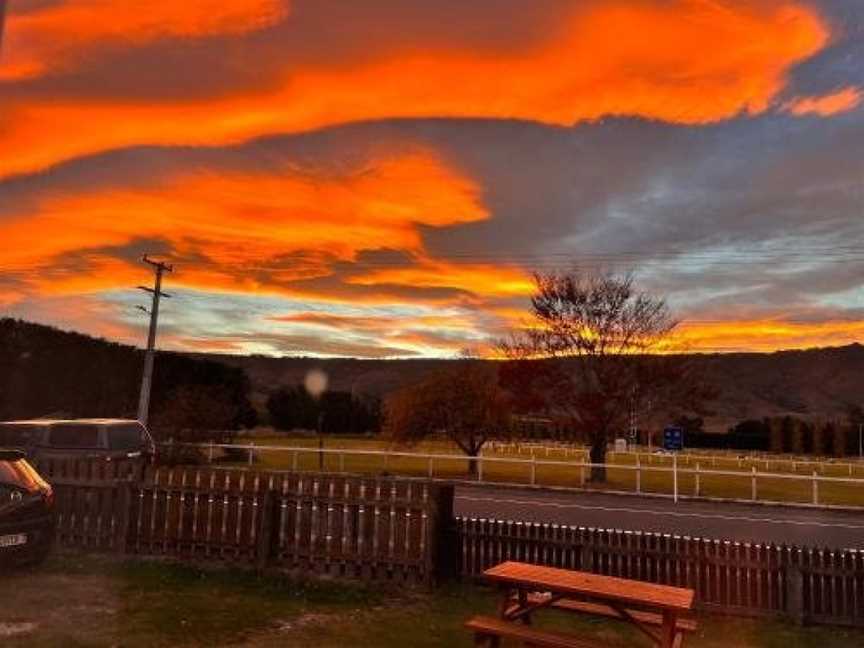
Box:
4, 554, 863, 647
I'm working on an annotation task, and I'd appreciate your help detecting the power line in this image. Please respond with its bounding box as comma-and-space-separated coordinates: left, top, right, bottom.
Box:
136, 255, 172, 427
237, 251, 864, 271
2, 244, 864, 276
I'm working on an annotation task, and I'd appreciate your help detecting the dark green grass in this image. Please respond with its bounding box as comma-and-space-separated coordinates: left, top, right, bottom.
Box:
3, 555, 864, 647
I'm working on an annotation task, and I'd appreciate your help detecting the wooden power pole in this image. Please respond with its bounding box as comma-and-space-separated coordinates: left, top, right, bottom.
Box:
137, 255, 172, 426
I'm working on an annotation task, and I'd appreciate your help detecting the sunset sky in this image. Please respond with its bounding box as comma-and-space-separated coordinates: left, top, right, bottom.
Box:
1, 0, 862, 357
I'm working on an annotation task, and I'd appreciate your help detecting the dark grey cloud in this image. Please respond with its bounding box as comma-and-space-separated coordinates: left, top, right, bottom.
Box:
783, 0, 864, 97
197, 331, 421, 359
2, 103, 862, 328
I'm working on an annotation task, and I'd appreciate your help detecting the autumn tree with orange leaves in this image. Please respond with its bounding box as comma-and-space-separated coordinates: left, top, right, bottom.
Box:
384, 362, 511, 477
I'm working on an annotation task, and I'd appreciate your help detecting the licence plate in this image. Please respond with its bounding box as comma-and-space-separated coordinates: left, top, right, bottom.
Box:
0, 533, 27, 548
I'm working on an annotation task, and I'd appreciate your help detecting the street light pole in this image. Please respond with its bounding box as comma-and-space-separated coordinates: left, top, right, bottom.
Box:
304, 369, 328, 471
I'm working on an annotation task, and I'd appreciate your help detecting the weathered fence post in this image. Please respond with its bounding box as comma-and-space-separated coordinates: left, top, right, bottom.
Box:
812, 471, 818, 504
673, 454, 679, 503
477, 455, 484, 482
427, 456, 434, 478
694, 463, 700, 497
786, 561, 805, 625
207, 441, 214, 464
636, 455, 642, 494
428, 484, 456, 586
751, 466, 757, 501
248, 442, 255, 466
115, 480, 133, 554
255, 488, 277, 573
530, 455, 536, 486
580, 537, 595, 572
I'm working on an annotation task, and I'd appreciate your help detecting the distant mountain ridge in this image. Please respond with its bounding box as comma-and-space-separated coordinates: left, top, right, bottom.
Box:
198, 343, 864, 432
1, 318, 860, 432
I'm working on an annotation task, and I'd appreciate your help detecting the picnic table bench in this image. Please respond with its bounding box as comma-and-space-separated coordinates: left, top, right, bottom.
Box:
466, 561, 696, 648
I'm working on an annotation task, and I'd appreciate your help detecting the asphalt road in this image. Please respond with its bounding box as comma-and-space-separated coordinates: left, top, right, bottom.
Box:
455, 485, 864, 550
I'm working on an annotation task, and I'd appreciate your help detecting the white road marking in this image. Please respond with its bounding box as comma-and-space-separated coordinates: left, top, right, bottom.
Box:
456, 495, 864, 530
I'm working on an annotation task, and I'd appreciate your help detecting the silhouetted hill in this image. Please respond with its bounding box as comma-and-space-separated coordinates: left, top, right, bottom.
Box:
0, 318, 254, 427
2, 318, 860, 432
202, 345, 864, 432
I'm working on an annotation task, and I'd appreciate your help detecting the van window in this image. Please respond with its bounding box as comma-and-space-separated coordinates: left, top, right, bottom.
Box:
106, 423, 144, 451
0, 424, 41, 447
48, 424, 100, 448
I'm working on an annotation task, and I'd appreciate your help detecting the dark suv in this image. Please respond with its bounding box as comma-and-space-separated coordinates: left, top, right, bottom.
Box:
0, 419, 157, 462
0, 449, 55, 567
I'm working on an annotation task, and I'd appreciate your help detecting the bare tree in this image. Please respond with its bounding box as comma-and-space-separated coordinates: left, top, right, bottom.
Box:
499, 270, 698, 482
383, 362, 511, 477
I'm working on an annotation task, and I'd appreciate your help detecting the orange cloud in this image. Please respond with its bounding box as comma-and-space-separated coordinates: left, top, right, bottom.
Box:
492, 313, 864, 358
0, 0, 288, 80
173, 338, 244, 353
0, 0, 830, 178
347, 261, 533, 298
23, 257, 143, 297
0, 150, 493, 301
668, 319, 864, 352
263, 310, 489, 356
272, 312, 478, 332
783, 86, 862, 116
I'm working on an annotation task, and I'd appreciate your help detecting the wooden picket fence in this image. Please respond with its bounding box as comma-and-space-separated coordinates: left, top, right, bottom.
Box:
456, 517, 864, 627
36, 458, 454, 585
33, 456, 142, 551
32, 457, 864, 627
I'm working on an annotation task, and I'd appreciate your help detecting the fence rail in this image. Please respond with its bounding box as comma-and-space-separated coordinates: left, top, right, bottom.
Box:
37, 459, 453, 585
456, 517, 864, 627
488, 441, 864, 477
166, 441, 864, 508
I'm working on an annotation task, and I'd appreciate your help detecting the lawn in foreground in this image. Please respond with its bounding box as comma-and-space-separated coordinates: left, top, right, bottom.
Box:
2, 554, 864, 647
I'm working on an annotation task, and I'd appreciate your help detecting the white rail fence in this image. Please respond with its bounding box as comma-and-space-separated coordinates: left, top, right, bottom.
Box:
487, 441, 864, 477
163, 441, 864, 508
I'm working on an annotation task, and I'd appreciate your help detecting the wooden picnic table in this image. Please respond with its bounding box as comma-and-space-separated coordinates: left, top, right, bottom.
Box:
483, 561, 695, 648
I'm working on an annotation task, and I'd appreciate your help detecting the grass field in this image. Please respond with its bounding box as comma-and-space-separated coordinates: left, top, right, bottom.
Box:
3, 554, 863, 647
206, 434, 864, 508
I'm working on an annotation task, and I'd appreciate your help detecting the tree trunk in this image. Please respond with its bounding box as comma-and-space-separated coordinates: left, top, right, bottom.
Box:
467, 453, 479, 479
589, 442, 607, 482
